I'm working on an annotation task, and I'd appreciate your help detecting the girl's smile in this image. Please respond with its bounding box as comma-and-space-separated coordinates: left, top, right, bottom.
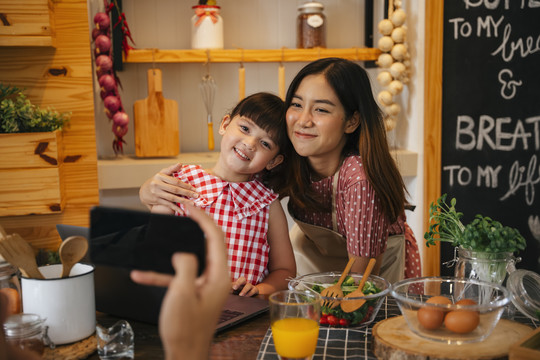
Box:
213, 115, 283, 182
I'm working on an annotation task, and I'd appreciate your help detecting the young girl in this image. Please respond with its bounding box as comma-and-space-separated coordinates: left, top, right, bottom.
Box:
150, 92, 296, 296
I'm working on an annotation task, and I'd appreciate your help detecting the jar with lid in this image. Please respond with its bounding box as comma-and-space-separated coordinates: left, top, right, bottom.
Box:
453, 247, 516, 285
0, 261, 22, 315
505, 266, 540, 322
3, 313, 52, 356
297, 1, 326, 49
191, 4, 224, 49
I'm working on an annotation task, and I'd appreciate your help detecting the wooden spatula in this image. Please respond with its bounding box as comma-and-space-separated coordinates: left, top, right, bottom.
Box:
320, 257, 356, 309
341, 258, 376, 313
0, 232, 44, 279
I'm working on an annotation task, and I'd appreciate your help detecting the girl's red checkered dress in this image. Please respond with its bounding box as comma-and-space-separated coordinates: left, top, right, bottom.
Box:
174, 165, 278, 285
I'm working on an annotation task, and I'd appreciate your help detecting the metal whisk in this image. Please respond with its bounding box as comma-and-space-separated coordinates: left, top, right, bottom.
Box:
199, 71, 216, 151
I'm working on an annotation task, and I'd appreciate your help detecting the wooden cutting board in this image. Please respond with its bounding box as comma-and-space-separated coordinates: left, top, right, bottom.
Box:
372, 316, 533, 360
134, 68, 179, 157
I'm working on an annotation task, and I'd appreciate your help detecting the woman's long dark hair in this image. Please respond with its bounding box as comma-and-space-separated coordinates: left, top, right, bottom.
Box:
281, 58, 406, 223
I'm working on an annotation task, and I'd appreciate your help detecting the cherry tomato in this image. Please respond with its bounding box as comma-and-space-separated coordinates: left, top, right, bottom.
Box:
339, 318, 350, 327
327, 315, 339, 326
320, 314, 328, 325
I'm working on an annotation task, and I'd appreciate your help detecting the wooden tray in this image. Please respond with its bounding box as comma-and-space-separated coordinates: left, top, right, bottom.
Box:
372, 316, 533, 360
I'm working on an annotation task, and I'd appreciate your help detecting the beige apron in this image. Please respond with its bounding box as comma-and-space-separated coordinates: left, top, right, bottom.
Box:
289, 170, 406, 283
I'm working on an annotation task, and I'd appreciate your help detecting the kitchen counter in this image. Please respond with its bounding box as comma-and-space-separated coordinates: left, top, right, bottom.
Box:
97, 149, 418, 190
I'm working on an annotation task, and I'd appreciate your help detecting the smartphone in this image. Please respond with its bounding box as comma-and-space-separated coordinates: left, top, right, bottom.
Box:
89, 206, 206, 275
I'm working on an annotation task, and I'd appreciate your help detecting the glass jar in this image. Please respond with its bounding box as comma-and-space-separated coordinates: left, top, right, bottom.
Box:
453, 247, 517, 285
191, 5, 224, 49
506, 268, 540, 322
0, 261, 22, 315
3, 313, 50, 355
297, 1, 326, 49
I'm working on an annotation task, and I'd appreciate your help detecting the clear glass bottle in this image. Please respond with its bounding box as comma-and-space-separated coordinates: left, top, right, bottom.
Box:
191, 5, 224, 49
297, 1, 326, 49
3, 313, 50, 355
0, 261, 22, 315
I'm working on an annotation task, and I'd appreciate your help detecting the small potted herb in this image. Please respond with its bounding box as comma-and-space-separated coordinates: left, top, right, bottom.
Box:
0, 84, 71, 216
0, 84, 70, 133
425, 194, 527, 284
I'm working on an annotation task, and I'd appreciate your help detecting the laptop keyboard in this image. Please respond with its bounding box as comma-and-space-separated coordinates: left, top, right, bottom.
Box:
219, 309, 244, 323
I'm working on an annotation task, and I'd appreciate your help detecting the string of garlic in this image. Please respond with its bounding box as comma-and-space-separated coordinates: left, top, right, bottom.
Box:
376, 0, 411, 131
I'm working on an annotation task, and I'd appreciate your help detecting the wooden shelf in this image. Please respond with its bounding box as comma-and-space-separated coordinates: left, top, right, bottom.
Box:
124, 47, 381, 64
0, 36, 54, 47
97, 149, 417, 190
0, 0, 56, 47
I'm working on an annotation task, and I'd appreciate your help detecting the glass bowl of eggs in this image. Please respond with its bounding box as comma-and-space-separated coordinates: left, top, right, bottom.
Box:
390, 276, 510, 343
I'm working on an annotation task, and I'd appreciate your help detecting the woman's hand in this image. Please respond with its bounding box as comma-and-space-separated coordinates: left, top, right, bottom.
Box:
139, 163, 200, 213
231, 277, 259, 297
131, 204, 230, 360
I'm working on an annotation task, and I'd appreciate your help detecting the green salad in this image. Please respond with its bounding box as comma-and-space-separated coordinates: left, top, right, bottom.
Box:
311, 276, 382, 327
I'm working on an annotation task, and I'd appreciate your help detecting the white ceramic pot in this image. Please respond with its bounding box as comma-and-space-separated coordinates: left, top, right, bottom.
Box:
21, 263, 96, 345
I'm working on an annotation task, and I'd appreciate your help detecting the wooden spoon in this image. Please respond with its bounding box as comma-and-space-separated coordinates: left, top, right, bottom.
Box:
341, 258, 377, 313
0, 233, 44, 279
320, 257, 356, 309
59, 236, 88, 278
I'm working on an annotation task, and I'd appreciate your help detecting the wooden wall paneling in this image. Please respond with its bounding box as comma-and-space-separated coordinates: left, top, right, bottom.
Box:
0, 0, 55, 46
423, 0, 444, 276
0, 0, 99, 253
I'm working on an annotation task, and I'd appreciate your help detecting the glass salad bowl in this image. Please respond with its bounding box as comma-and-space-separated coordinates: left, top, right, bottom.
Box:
288, 271, 390, 328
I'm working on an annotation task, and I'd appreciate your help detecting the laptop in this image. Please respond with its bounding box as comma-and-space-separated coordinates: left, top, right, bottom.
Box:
56, 224, 91, 262
56, 224, 90, 241
89, 206, 268, 331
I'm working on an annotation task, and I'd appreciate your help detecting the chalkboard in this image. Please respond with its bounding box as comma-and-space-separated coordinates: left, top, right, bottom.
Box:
440, 1, 540, 275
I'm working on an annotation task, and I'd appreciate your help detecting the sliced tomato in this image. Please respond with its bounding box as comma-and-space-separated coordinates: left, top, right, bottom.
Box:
339, 318, 351, 327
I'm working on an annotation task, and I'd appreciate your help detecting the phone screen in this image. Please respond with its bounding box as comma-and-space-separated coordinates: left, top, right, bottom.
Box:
89, 206, 206, 275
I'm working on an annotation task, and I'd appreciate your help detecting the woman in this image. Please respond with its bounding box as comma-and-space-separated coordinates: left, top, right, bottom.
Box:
279, 58, 420, 281
139, 58, 421, 282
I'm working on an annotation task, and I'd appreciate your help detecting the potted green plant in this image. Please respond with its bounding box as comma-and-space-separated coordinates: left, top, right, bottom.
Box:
424, 194, 527, 284
0, 84, 70, 133
0, 84, 71, 216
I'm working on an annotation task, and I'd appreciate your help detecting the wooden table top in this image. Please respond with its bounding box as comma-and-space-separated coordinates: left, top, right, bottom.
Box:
87, 311, 270, 360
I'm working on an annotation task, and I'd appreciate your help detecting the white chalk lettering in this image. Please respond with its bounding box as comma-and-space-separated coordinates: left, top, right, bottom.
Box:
498, 69, 523, 99
456, 115, 539, 151
491, 23, 540, 62
527, 116, 540, 150
477, 15, 504, 37
500, 155, 539, 205
449, 18, 472, 39
464, 0, 539, 9
477, 165, 502, 187
444, 165, 500, 188
456, 116, 476, 150
478, 115, 498, 150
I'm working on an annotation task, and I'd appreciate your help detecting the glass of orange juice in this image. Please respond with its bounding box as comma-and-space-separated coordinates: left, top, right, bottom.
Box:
269, 290, 321, 360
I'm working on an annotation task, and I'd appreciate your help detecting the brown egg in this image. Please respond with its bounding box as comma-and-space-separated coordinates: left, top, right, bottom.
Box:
456, 298, 478, 306
417, 296, 452, 330
426, 296, 450, 304
417, 306, 445, 330
444, 309, 480, 334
